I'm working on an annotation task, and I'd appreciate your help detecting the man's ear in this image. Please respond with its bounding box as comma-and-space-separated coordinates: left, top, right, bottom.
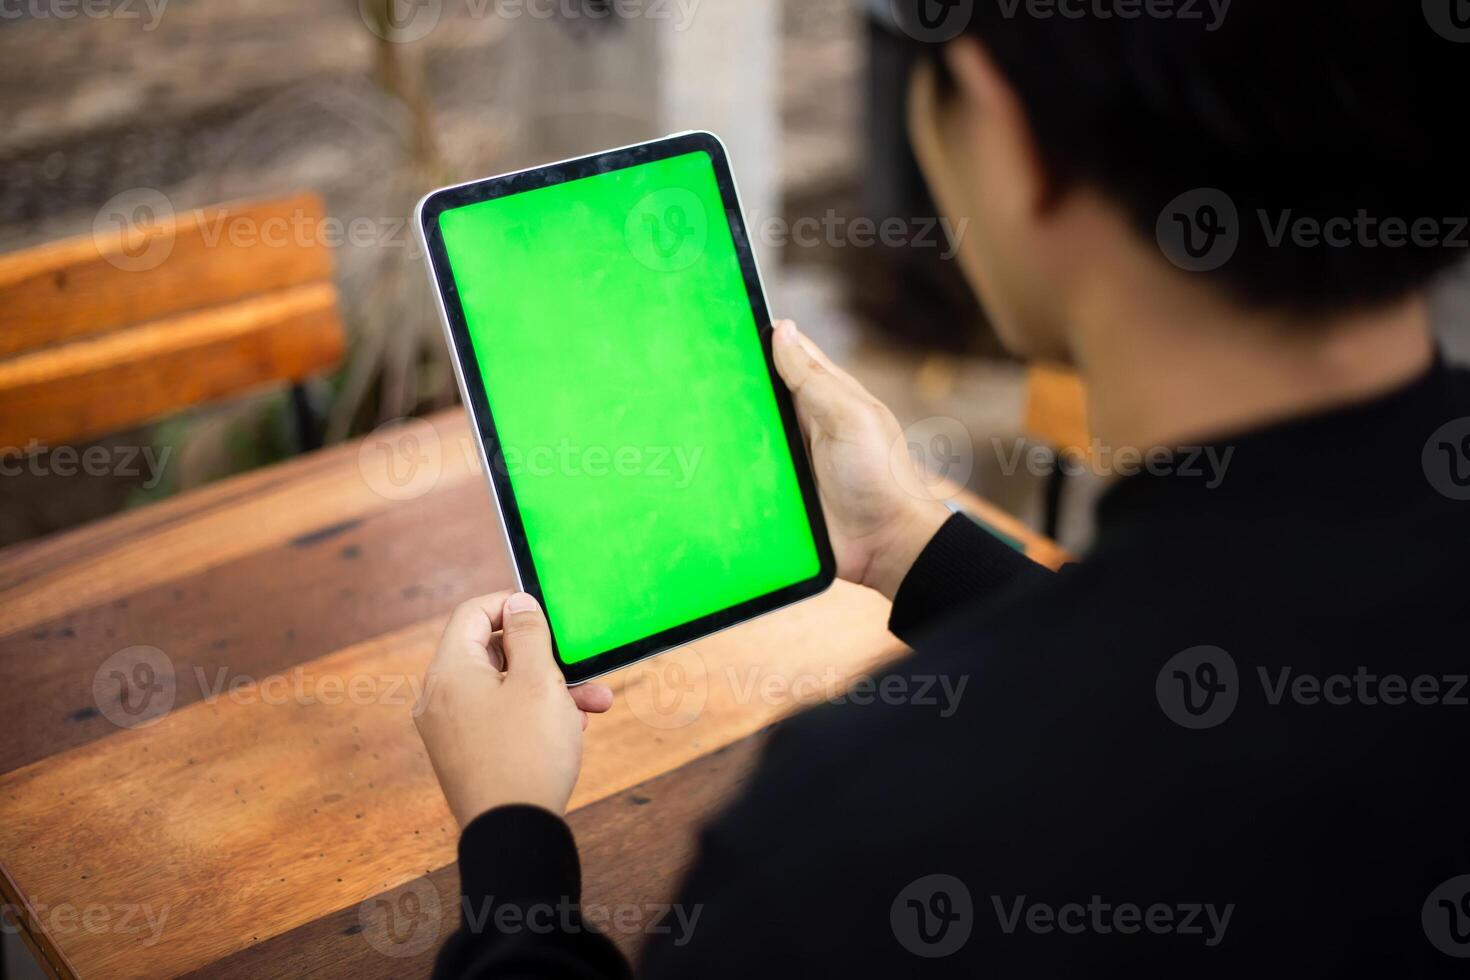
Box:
942, 36, 1055, 216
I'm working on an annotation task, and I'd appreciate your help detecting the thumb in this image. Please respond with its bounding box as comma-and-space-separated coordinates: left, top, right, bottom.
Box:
500, 592, 559, 680
771, 320, 851, 431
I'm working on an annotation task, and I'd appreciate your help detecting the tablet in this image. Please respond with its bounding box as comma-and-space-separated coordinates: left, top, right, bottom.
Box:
417, 132, 835, 683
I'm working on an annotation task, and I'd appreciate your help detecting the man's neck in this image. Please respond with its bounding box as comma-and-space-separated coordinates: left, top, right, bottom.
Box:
1066, 262, 1436, 458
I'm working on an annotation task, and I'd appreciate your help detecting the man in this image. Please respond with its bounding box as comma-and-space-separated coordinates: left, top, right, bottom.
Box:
414, 2, 1470, 974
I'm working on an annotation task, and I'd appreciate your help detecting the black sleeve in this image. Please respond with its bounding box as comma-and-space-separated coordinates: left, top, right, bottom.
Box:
432, 805, 633, 980
887, 512, 1058, 643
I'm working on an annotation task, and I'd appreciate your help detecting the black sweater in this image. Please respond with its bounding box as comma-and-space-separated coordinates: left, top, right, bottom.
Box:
435, 358, 1470, 976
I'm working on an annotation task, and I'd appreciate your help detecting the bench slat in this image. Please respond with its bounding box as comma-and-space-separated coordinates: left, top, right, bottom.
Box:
0, 192, 335, 358
0, 282, 343, 452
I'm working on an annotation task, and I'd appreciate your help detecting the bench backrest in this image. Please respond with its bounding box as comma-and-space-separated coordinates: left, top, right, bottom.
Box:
0, 192, 345, 454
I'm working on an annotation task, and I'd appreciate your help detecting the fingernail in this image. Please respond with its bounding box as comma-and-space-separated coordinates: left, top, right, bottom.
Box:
774, 320, 796, 343
506, 592, 539, 613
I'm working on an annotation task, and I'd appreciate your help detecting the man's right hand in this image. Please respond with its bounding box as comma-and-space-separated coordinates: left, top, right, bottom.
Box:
771, 319, 953, 601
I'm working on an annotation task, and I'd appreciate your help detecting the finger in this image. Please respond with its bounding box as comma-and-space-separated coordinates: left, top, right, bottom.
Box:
570, 683, 614, 714
435, 592, 514, 670
771, 320, 861, 431
486, 635, 507, 672
500, 592, 560, 681
774, 319, 860, 385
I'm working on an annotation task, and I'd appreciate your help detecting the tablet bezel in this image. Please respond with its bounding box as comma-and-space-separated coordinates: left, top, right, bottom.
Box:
417, 131, 836, 684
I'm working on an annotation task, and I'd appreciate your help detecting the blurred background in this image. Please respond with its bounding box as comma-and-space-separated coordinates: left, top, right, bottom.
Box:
2, 0, 1468, 560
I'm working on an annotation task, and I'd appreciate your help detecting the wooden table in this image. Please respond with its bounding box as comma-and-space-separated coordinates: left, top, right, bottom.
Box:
0, 411, 1064, 978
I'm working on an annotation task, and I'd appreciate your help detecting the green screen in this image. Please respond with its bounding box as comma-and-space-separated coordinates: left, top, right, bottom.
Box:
439, 150, 821, 664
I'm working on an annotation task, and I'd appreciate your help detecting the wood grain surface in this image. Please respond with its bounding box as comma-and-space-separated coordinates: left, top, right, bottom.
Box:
185, 736, 768, 979
0, 282, 344, 451
0, 193, 335, 358
0, 410, 1061, 978
0, 192, 345, 453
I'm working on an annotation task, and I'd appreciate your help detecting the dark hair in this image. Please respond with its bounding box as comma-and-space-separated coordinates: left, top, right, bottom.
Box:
894, 1, 1467, 314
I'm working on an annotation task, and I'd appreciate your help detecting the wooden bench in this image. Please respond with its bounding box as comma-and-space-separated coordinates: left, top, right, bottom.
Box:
0, 192, 345, 455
